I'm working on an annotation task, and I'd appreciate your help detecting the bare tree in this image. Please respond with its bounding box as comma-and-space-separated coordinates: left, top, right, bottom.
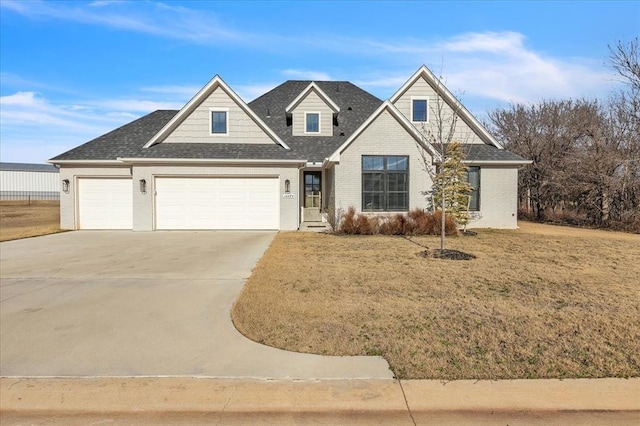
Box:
609, 37, 640, 90
415, 72, 471, 250
488, 96, 640, 231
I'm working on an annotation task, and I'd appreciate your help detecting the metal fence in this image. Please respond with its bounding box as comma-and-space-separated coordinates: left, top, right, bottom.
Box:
0, 191, 60, 202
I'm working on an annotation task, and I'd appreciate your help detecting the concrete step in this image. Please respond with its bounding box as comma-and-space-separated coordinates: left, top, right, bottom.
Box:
299, 222, 331, 232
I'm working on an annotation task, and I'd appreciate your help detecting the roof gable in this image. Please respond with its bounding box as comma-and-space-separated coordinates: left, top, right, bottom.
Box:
285, 82, 340, 113
248, 81, 383, 162
327, 101, 441, 163
144, 75, 289, 149
390, 65, 502, 149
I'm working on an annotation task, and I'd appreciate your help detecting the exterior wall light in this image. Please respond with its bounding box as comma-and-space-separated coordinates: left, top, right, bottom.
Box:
139, 179, 147, 194
62, 179, 70, 193
285, 179, 290, 193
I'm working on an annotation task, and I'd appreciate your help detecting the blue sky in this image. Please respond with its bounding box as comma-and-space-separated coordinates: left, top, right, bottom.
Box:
1, 0, 638, 163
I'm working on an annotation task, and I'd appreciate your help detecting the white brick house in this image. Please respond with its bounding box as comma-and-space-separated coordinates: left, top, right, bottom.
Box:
49, 66, 528, 231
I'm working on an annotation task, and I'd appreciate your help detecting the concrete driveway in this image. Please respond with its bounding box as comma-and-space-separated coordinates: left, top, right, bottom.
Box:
0, 231, 391, 379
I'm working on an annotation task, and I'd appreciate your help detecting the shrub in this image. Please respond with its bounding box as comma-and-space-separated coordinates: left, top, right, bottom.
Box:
339, 207, 358, 234
379, 214, 406, 235
335, 207, 458, 236
356, 214, 376, 235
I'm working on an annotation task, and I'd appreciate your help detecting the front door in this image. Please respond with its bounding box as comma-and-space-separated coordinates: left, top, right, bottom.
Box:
304, 171, 322, 222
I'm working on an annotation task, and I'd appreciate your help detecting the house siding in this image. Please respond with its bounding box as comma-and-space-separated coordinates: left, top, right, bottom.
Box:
59, 167, 132, 230
292, 91, 334, 136
333, 109, 433, 214
393, 76, 484, 145
469, 166, 519, 229
163, 86, 274, 144
132, 165, 299, 231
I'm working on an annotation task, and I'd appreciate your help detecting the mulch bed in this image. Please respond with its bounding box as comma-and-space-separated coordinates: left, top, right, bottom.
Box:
418, 249, 476, 260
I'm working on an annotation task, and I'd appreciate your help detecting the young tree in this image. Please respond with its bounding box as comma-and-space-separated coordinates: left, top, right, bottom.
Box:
415, 71, 471, 250
429, 141, 473, 230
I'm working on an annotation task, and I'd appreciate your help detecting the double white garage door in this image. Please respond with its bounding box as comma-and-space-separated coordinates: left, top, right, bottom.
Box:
77, 177, 279, 230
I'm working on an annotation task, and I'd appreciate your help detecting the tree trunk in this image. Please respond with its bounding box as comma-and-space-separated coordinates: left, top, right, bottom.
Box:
441, 189, 446, 250
601, 187, 611, 225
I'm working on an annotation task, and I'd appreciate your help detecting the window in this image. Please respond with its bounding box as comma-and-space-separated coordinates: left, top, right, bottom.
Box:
362, 155, 409, 211
411, 98, 428, 122
211, 110, 227, 135
467, 166, 480, 211
305, 112, 320, 133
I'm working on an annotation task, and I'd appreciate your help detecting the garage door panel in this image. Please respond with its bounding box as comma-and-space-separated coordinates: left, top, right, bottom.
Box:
78, 178, 133, 229
155, 177, 279, 230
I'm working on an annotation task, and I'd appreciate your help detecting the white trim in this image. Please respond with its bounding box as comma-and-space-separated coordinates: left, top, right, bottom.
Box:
327, 101, 441, 163
390, 65, 503, 149
116, 157, 306, 165
304, 111, 321, 134
143, 75, 290, 150
208, 107, 229, 136
410, 96, 429, 123
47, 160, 125, 165
463, 159, 532, 166
285, 82, 340, 113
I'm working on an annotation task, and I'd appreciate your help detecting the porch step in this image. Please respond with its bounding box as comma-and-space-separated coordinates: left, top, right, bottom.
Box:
299, 222, 331, 233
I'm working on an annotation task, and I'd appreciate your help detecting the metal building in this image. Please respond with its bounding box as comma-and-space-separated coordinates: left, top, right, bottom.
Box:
0, 162, 60, 201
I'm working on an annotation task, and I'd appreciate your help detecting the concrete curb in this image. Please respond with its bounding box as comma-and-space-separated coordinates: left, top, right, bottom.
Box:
1, 377, 638, 422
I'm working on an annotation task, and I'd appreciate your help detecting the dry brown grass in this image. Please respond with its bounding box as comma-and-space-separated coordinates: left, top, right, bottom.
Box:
0, 201, 62, 242
232, 221, 640, 380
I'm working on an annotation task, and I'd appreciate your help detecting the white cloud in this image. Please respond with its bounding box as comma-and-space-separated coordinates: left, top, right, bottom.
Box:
0, 89, 181, 163
86, 98, 183, 112
140, 85, 201, 97
1, 0, 618, 105
89, 0, 126, 7
281, 69, 332, 81
234, 83, 279, 102
1, 0, 257, 45
348, 32, 619, 105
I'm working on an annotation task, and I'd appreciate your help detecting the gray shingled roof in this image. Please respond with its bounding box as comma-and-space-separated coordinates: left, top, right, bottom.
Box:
50, 80, 524, 164
455, 144, 528, 163
248, 81, 383, 162
50, 110, 301, 161
0, 162, 58, 172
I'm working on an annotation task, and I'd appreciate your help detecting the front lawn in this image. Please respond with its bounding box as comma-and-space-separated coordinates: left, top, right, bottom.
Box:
0, 201, 62, 242
232, 222, 640, 380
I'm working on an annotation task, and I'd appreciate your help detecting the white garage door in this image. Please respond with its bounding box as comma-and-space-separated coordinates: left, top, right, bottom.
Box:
155, 177, 280, 230
78, 178, 133, 229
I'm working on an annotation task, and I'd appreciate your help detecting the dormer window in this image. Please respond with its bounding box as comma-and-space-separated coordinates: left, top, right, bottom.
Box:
305, 112, 320, 134
210, 108, 228, 135
411, 98, 428, 122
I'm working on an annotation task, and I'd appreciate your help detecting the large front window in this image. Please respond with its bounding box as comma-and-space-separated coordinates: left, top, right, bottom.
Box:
362, 155, 409, 211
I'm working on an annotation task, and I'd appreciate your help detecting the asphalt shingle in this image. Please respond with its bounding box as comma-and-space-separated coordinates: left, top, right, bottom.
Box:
248, 81, 383, 162
50, 81, 524, 164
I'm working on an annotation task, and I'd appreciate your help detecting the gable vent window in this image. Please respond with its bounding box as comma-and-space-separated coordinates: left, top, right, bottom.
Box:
210, 110, 228, 135
411, 98, 428, 122
305, 112, 320, 134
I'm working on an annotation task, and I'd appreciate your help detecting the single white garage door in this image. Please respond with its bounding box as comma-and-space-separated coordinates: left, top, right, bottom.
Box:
78, 178, 133, 229
155, 177, 280, 230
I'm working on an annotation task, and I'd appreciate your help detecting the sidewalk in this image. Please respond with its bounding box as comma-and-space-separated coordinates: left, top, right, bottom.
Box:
2, 377, 638, 425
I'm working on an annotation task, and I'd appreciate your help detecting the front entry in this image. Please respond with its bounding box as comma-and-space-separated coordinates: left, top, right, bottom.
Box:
303, 171, 322, 222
